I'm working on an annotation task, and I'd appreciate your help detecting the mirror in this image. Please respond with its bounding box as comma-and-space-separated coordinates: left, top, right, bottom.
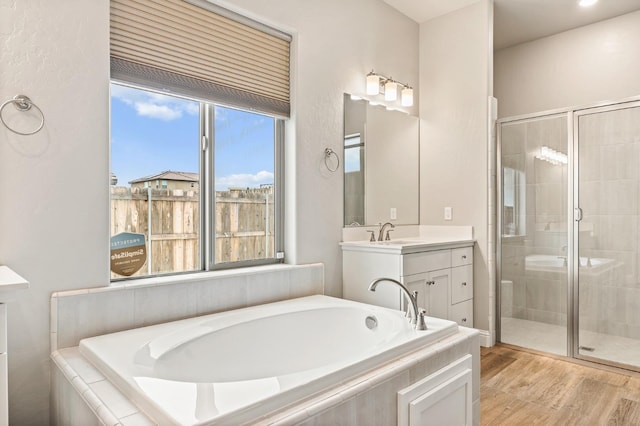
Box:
343, 94, 419, 226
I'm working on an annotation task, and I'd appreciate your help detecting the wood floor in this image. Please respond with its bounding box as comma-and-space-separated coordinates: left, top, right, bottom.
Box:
481, 345, 640, 425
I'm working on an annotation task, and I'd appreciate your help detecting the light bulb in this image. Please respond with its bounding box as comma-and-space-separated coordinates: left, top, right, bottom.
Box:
366, 73, 380, 95
384, 80, 397, 101
578, 0, 598, 7
401, 86, 413, 107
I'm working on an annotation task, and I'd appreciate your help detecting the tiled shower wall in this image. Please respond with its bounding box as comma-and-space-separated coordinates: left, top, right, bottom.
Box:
501, 116, 569, 327
51, 263, 324, 351
501, 105, 640, 341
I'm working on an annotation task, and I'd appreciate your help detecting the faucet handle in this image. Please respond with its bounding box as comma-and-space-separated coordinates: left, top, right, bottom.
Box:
416, 309, 428, 331
367, 230, 376, 242
406, 290, 418, 320
385, 229, 394, 241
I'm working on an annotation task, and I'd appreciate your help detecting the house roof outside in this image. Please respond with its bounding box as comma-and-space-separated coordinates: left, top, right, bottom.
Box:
129, 170, 199, 184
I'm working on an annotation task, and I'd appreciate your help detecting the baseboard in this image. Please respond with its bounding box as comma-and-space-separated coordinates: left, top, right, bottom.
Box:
478, 329, 493, 347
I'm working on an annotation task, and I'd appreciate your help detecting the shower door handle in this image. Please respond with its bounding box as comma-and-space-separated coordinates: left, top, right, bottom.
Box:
574, 207, 583, 222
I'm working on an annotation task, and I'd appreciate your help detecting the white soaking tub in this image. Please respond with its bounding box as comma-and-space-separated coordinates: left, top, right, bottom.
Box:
79, 295, 458, 425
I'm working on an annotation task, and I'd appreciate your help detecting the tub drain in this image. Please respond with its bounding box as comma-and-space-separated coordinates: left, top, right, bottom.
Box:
365, 315, 378, 330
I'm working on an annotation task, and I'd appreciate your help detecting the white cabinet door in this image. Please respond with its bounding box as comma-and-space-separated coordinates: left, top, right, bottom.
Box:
426, 269, 449, 320
404, 273, 428, 312
409, 368, 472, 426
398, 355, 473, 426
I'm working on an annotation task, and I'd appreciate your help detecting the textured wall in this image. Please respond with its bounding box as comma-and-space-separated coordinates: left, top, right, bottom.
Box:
418, 0, 494, 332
0, 1, 110, 424
495, 10, 640, 118
0, 0, 418, 423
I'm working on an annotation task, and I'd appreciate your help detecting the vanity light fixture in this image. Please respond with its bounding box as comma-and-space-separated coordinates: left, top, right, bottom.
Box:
366, 71, 381, 95
384, 80, 398, 101
401, 86, 414, 107
365, 70, 413, 107
578, 0, 598, 7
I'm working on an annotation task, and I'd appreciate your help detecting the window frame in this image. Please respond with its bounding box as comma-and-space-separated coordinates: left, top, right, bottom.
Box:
110, 81, 285, 281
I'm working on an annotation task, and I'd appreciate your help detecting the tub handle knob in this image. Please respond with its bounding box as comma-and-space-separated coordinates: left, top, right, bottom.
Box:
416, 309, 428, 331
406, 291, 418, 320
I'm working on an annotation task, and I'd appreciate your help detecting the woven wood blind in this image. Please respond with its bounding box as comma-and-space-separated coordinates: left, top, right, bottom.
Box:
110, 0, 291, 117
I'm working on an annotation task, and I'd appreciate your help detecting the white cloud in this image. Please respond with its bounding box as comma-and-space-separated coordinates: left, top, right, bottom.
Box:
216, 171, 274, 190
111, 84, 198, 121
134, 102, 182, 121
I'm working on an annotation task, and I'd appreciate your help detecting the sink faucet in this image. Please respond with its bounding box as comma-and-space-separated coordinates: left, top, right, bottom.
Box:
368, 278, 427, 330
378, 222, 395, 241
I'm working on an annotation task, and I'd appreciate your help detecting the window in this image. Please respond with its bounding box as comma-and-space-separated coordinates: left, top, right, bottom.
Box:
344, 133, 363, 173
110, 83, 283, 279
502, 167, 525, 237
108, 0, 289, 280
344, 133, 365, 226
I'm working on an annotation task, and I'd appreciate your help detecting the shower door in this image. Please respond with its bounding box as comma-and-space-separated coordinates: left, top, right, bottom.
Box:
498, 114, 569, 356
574, 102, 640, 370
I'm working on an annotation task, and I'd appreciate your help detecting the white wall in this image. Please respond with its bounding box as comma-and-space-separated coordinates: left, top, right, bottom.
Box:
418, 0, 493, 332
0, 0, 418, 423
0, 1, 110, 424
218, 0, 419, 280
495, 10, 640, 118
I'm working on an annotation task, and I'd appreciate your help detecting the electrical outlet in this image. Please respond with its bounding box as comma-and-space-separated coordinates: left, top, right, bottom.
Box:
444, 207, 452, 221
390, 208, 397, 220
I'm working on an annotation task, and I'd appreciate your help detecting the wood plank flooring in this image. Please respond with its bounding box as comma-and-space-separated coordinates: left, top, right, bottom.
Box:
481, 345, 640, 425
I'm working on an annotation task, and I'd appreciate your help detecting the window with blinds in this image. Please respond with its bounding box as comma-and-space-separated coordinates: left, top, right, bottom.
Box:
110, 0, 291, 117
109, 0, 287, 280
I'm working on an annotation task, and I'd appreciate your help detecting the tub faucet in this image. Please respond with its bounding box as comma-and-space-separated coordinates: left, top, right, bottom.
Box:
368, 278, 427, 330
378, 222, 395, 241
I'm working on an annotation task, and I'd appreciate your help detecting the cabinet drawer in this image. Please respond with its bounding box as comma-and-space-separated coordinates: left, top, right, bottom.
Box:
403, 250, 451, 276
451, 247, 473, 267
451, 265, 473, 304
450, 299, 473, 327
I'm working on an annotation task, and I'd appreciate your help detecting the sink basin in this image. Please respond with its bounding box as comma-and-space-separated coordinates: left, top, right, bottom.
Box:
374, 239, 422, 245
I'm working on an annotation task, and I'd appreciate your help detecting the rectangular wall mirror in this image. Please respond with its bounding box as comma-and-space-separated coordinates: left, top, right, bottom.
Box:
343, 93, 419, 227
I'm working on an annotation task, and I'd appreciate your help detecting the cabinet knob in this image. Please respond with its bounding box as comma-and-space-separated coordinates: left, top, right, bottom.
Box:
426, 280, 435, 286
461, 318, 467, 323
461, 282, 467, 286
462, 255, 467, 259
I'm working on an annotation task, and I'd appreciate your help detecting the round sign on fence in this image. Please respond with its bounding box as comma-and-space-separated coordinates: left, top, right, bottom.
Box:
110, 232, 147, 276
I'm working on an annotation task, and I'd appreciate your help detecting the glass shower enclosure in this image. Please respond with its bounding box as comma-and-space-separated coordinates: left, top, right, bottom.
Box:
498, 99, 640, 371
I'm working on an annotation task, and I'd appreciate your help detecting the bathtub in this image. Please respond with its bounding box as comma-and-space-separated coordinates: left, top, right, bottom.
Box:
525, 254, 613, 272
78, 294, 458, 425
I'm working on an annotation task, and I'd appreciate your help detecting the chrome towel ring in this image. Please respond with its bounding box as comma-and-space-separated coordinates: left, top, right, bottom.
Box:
324, 147, 340, 172
0, 95, 45, 136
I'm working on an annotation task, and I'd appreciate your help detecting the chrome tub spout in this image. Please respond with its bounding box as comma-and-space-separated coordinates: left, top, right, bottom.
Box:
368, 278, 427, 330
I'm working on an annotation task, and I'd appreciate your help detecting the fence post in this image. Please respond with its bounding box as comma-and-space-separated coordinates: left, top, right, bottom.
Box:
147, 186, 152, 275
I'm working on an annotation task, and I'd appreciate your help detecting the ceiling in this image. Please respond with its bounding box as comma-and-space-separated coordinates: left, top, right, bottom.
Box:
383, 0, 640, 50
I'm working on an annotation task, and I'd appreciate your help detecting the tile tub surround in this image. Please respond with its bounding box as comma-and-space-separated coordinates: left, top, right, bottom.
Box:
50, 263, 324, 351
51, 326, 480, 425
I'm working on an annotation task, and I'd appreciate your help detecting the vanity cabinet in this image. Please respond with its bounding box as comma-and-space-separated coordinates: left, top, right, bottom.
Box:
342, 242, 474, 326
0, 304, 6, 426
0, 266, 29, 426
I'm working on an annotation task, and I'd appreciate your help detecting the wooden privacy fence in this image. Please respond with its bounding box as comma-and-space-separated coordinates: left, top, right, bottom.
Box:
110, 186, 274, 278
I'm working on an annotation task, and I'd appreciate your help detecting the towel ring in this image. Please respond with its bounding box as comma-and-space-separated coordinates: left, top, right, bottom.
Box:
324, 148, 340, 172
0, 95, 45, 136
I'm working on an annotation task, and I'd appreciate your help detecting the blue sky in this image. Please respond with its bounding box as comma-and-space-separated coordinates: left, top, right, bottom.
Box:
110, 84, 274, 190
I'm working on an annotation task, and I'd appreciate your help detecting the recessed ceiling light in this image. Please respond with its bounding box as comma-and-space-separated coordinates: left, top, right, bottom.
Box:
578, 0, 598, 7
